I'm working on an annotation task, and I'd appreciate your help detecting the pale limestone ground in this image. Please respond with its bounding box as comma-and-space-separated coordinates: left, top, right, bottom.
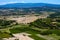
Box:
3, 33, 34, 40
6, 15, 47, 24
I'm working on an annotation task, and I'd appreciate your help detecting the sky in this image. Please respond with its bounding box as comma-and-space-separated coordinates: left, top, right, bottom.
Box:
0, 0, 60, 5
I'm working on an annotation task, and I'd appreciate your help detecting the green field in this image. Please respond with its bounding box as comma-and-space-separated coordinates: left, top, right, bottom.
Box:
0, 18, 60, 40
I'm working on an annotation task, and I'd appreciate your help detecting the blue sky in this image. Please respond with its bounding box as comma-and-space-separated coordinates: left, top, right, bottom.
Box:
0, 0, 60, 5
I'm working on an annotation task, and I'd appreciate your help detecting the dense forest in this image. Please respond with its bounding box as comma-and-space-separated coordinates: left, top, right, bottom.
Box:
29, 18, 60, 29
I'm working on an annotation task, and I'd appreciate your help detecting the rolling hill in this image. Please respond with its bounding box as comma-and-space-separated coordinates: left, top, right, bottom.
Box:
0, 3, 60, 17
0, 3, 60, 9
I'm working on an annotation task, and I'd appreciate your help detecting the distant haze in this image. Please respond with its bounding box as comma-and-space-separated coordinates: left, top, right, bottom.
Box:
0, 0, 60, 5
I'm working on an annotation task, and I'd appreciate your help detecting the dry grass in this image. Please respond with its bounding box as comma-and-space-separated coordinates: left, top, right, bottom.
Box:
0, 15, 47, 24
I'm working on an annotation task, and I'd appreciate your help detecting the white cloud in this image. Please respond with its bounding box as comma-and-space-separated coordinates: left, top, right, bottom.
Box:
0, 1, 27, 5
0, 1, 18, 5
21, 1, 26, 3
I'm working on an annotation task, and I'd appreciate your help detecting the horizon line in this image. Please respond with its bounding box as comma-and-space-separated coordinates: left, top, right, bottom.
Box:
0, 2, 60, 5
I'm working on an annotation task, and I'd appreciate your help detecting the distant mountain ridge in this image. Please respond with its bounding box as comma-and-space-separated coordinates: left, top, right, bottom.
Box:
0, 3, 60, 17
0, 3, 60, 9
